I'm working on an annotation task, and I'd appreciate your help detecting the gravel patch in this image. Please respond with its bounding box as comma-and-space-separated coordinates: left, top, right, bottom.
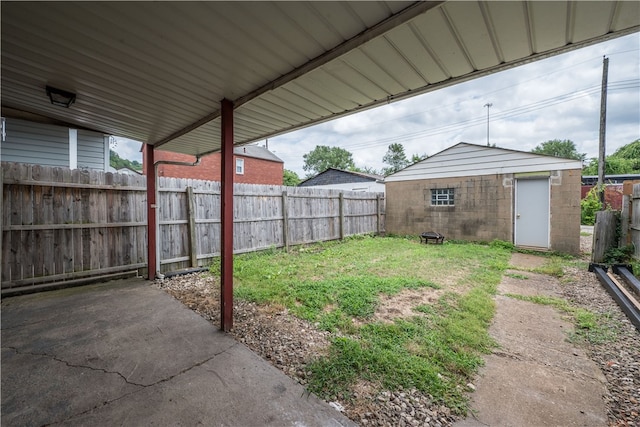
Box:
156, 243, 639, 426
157, 273, 460, 426
560, 265, 640, 426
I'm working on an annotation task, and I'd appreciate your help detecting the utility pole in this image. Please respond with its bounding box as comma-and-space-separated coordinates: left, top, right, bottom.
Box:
597, 56, 609, 205
484, 103, 492, 146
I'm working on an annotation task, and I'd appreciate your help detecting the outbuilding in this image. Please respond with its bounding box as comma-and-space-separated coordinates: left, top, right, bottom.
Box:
298, 168, 385, 192
385, 143, 582, 254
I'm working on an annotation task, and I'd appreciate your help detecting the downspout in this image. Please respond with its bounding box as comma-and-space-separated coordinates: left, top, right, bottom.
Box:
153, 155, 203, 279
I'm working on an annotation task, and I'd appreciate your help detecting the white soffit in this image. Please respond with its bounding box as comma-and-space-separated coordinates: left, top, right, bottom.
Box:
384, 143, 584, 182
1, 1, 638, 156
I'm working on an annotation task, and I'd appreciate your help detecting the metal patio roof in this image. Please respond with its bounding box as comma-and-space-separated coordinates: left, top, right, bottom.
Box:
2, 1, 639, 157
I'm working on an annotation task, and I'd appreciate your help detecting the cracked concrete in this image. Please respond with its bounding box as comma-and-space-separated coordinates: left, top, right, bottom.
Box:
454, 253, 607, 427
2, 278, 355, 426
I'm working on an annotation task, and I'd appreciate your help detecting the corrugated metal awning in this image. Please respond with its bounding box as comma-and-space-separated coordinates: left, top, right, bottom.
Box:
2, 1, 638, 155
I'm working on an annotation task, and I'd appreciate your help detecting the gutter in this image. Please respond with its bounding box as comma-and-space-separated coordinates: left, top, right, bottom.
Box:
153, 155, 203, 279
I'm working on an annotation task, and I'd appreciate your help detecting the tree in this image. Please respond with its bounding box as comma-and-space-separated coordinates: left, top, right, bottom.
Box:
582, 139, 640, 175
410, 153, 428, 164
283, 169, 301, 186
382, 143, 409, 175
302, 145, 355, 176
110, 149, 142, 171
357, 165, 382, 175
531, 139, 586, 161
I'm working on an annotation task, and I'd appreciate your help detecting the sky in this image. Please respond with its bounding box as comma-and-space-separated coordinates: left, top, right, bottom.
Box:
113, 33, 639, 177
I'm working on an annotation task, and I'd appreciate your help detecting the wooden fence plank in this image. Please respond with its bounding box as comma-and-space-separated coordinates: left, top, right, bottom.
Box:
2, 162, 385, 284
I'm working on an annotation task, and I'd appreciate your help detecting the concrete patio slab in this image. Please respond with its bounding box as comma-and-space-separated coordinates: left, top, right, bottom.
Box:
1, 279, 355, 426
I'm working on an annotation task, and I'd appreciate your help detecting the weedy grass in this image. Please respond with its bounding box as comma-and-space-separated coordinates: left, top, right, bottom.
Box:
504, 293, 616, 344
504, 272, 529, 280
218, 236, 512, 413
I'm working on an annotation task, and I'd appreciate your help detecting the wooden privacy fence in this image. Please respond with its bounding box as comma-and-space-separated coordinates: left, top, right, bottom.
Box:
1, 162, 147, 288
158, 177, 385, 273
1, 163, 386, 287
621, 181, 640, 260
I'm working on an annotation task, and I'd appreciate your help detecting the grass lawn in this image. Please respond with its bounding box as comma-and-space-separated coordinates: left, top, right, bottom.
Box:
215, 235, 513, 413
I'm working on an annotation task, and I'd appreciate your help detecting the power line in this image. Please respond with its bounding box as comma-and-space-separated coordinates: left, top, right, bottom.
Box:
339, 79, 638, 151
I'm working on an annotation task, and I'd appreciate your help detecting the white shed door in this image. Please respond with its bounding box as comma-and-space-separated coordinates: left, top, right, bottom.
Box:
515, 178, 550, 248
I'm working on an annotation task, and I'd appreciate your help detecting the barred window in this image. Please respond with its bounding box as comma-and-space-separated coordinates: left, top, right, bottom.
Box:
431, 188, 454, 206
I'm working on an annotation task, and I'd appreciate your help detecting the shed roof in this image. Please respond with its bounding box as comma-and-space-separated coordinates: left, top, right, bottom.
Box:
385, 142, 584, 182
299, 168, 383, 186
2, 2, 638, 156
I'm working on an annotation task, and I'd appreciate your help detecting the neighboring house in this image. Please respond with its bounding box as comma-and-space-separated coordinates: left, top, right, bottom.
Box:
581, 175, 640, 211
298, 168, 385, 192
385, 142, 582, 254
145, 145, 284, 185
1, 117, 110, 171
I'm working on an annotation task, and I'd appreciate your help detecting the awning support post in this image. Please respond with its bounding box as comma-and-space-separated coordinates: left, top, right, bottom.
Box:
220, 98, 234, 332
144, 143, 157, 280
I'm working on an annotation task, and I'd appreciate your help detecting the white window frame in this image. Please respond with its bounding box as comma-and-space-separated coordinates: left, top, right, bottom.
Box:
431, 188, 454, 206
236, 158, 245, 175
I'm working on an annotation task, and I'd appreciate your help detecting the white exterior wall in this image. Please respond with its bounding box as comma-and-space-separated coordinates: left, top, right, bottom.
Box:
386, 143, 583, 182
303, 181, 385, 193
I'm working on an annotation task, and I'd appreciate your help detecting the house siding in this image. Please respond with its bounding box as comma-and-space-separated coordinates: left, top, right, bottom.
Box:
78, 130, 107, 170
386, 143, 582, 182
2, 118, 69, 167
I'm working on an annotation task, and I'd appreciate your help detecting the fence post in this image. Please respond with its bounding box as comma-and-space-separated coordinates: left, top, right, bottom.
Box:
592, 210, 617, 263
186, 186, 198, 267
376, 194, 382, 235
0, 171, 3, 276
339, 192, 344, 240
282, 191, 289, 252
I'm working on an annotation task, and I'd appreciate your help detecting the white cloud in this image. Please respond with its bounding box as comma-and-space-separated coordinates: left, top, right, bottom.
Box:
111, 137, 143, 163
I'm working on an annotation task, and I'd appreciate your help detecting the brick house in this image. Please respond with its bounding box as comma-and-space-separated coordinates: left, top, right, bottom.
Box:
143, 145, 284, 185
385, 142, 582, 254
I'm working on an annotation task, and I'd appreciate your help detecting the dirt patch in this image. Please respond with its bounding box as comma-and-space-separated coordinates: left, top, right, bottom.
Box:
374, 288, 444, 323
509, 252, 549, 269
500, 270, 564, 298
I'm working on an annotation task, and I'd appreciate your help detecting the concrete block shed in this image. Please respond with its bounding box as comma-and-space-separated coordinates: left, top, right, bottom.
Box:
385, 143, 582, 254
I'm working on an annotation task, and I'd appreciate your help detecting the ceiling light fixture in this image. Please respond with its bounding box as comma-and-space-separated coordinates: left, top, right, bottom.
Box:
46, 85, 76, 108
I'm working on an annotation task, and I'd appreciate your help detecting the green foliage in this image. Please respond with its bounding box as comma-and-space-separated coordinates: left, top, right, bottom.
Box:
302, 145, 355, 176
308, 281, 502, 412
226, 236, 513, 412
382, 143, 409, 175
351, 165, 382, 175
581, 186, 602, 225
504, 272, 529, 280
582, 139, 640, 175
410, 153, 429, 164
531, 139, 586, 161
489, 239, 515, 250
531, 256, 565, 277
612, 139, 640, 160
603, 244, 635, 265
110, 149, 142, 171
283, 169, 301, 186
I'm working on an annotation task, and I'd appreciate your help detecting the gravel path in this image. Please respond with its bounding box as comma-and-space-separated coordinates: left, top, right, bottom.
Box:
156, 237, 639, 426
